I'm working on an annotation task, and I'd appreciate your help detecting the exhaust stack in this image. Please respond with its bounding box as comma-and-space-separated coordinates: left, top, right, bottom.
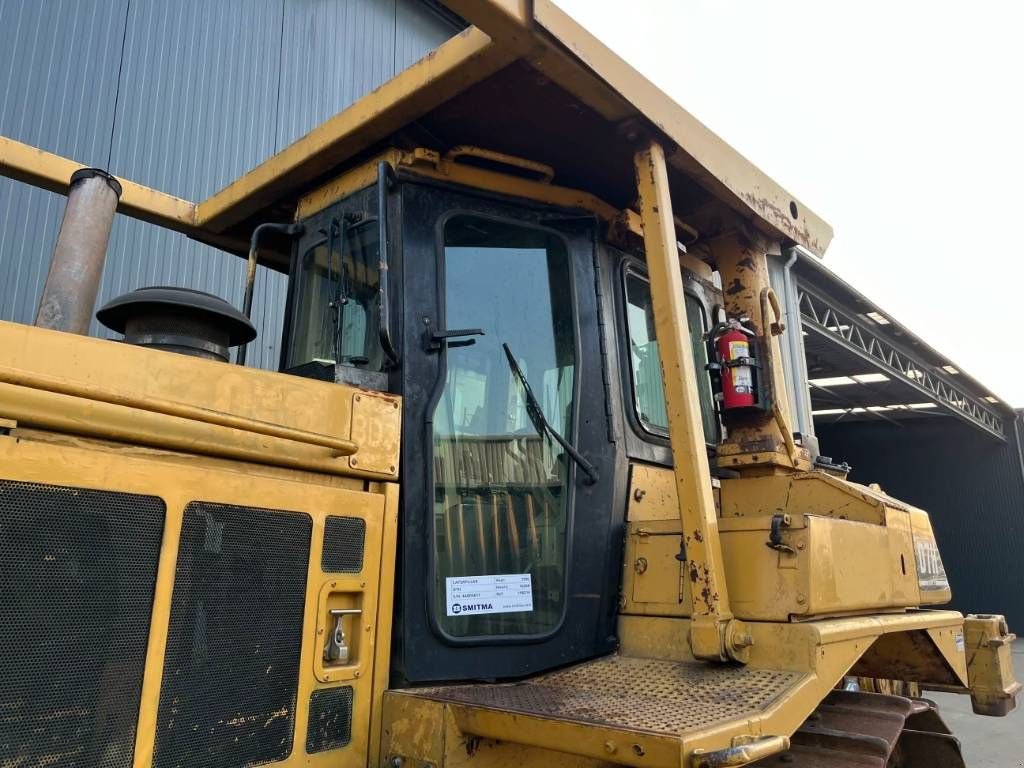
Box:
35, 168, 122, 333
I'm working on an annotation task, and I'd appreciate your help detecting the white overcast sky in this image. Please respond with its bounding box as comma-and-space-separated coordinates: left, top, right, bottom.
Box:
558, 0, 1024, 407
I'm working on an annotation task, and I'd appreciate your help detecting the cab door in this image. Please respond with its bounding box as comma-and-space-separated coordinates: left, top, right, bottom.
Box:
395, 181, 620, 683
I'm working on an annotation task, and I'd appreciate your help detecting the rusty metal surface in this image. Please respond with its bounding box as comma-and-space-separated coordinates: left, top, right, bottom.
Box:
409, 655, 805, 736
753, 691, 965, 768
35, 171, 121, 334
893, 729, 965, 766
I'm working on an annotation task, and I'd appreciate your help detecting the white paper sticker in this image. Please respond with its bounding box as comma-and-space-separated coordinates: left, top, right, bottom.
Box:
445, 573, 534, 617
955, 631, 965, 652
728, 340, 753, 393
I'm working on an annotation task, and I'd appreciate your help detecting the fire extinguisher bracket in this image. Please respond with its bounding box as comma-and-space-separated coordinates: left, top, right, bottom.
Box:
722, 356, 760, 369
706, 321, 774, 420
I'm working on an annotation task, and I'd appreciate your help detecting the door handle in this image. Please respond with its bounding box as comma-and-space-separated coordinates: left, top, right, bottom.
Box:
324, 608, 362, 665
427, 328, 484, 351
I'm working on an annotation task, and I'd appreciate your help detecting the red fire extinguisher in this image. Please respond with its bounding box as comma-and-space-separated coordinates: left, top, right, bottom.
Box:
713, 320, 756, 411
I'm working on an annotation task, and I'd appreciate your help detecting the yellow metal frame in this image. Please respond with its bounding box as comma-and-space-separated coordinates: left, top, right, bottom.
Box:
445, 0, 832, 256
381, 609, 972, 768
634, 141, 741, 663
0, 135, 197, 231
295, 146, 638, 234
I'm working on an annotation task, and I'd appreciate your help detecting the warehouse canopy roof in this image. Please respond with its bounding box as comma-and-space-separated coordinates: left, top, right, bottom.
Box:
793, 250, 1013, 440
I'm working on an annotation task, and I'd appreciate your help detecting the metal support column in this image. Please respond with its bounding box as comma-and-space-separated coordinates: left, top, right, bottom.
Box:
713, 232, 808, 471
634, 140, 747, 662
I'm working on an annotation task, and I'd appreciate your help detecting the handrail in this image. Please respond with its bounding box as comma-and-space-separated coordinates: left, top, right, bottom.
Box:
377, 161, 400, 368
760, 286, 800, 465
0, 365, 357, 457
443, 145, 555, 183
692, 735, 791, 767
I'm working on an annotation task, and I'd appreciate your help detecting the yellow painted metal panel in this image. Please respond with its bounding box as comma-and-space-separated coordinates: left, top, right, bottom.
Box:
719, 514, 920, 621
369, 482, 401, 768
0, 320, 400, 479
623, 530, 690, 617
0, 432, 395, 768
626, 463, 681, 523
719, 471, 894, 524
348, 392, 402, 475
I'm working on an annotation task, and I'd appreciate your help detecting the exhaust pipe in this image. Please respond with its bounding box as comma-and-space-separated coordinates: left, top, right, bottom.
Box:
35, 168, 122, 334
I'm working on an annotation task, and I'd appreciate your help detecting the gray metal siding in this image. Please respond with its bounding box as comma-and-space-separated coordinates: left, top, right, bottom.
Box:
395, 0, 458, 70
100, 0, 286, 363
768, 253, 815, 438
0, 0, 457, 368
278, 0, 396, 148
817, 416, 1024, 630
0, 0, 127, 326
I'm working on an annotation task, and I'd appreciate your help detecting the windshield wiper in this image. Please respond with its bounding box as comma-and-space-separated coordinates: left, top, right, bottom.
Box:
502, 342, 599, 485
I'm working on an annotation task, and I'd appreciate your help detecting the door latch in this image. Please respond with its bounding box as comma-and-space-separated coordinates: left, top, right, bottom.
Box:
324, 608, 362, 665
766, 514, 795, 555
427, 327, 484, 351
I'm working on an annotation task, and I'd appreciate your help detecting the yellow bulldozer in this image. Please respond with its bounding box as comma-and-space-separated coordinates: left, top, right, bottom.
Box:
0, 2, 1018, 767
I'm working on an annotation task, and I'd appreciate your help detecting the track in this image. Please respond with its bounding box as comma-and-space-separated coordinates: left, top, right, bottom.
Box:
754, 690, 966, 767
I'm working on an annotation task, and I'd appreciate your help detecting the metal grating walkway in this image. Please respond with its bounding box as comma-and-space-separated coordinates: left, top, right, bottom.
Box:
408, 655, 807, 737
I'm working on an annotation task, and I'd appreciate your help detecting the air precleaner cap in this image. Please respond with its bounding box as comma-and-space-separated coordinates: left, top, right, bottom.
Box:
97, 286, 257, 361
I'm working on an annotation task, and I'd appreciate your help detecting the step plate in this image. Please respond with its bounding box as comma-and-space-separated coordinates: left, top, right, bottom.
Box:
410, 655, 806, 736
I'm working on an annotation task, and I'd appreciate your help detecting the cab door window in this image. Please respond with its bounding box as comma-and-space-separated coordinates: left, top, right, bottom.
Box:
431, 215, 575, 639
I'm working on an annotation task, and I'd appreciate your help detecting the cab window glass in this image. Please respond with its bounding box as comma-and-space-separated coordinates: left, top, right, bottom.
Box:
432, 215, 575, 639
286, 219, 382, 371
625, 272, 718, 443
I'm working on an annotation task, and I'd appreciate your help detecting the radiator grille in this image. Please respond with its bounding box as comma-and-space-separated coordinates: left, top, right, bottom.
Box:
0, 480, 164, 768
321, 516, 366, 573
153, 502, 312, 768
306, 687, 354, 753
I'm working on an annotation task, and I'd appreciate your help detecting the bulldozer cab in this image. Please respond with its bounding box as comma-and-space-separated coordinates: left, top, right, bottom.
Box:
279, 164, 722, 683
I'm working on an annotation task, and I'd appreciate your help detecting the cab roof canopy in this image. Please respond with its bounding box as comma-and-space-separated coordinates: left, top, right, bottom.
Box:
189, 0, 831, 263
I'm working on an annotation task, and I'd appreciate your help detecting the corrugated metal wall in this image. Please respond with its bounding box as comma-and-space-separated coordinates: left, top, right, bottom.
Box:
817, 415, 1024, 630
0, 0, 457, 368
